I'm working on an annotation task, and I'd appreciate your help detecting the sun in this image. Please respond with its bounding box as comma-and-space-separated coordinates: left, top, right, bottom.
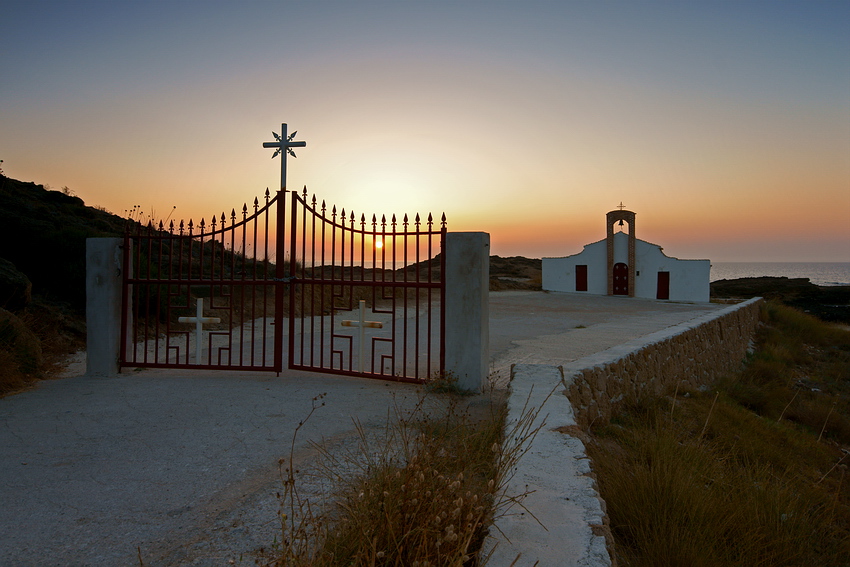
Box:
375, 239, 383, 249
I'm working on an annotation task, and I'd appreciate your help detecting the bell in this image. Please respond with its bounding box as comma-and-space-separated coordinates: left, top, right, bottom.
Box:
618, 219, 624, 227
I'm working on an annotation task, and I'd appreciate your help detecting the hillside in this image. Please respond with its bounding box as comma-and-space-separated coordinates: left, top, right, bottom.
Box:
0, 175, 126, 310
489, 255, 542, 290
711, 276, 850, 324
0, 175, 128, 394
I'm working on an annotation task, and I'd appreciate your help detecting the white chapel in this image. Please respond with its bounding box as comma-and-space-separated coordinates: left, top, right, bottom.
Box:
542, 207, 710, 302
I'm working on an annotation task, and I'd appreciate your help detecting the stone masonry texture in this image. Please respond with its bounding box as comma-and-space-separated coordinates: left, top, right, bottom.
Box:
563, 299, 762, 428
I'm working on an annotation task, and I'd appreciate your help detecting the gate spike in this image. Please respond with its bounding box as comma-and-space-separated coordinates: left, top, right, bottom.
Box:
199, 218, 205, 232
242, 203, 248, 218
231, 208, 237, 222
350, 211, 355, 224
254, 196, 259, 211
340, 207, 345, 220
415, 213, 420, 227
361, 213, 366, 228
441, 212, 447, 227
221, 212, 226, 227
321, 200, 326, 215
302, 186, 308, 198
391, 214, 397, 230
381, 214, 386, 229
188, 219, 194, 234
403, 213, 408, 228
179, 220, 185, 235
311, 194, 317, 208
210, 215, 217, 231
158, 220, 164, 231
427, 213, 433, 230
169, 220, 175, 234
265, 187, 270, 201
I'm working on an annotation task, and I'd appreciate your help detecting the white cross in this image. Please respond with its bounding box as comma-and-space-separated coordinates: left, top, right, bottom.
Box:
262, 123, 306, 191
178, 298, 221, 364
341, 300, 383, 373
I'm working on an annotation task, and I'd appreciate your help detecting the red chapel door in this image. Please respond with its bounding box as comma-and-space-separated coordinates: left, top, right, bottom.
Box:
657, 271, 670, 300
612, 262, 629, 295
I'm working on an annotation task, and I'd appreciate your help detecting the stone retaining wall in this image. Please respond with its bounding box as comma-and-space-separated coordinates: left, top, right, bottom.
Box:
564, 298, 762, 428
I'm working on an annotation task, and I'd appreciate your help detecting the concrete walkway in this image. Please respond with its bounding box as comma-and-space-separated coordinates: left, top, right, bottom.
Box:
0, 291, 724, 566
489, 290, 723, 381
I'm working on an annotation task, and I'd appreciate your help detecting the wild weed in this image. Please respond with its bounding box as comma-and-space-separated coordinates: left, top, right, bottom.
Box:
265, 384, 539, 566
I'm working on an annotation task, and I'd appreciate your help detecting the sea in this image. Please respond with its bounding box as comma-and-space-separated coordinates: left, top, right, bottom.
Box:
710, 262, 850, 287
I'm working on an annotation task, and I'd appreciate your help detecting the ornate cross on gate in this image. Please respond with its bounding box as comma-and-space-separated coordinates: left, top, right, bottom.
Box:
262, 123, 306, 191
617, 202, 626, 210
341, 300, 383, 374
178, 298, 221, 364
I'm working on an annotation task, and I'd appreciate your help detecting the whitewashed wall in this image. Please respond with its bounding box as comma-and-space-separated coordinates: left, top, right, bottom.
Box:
542, 232, 710, 302
633, 239, 710, 302
542, 238, 607, 294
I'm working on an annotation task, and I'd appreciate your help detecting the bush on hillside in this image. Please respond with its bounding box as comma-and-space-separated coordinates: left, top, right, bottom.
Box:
0, 308, 44, 394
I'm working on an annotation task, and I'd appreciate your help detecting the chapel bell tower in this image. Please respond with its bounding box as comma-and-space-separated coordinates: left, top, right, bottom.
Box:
606, 206, 636, 297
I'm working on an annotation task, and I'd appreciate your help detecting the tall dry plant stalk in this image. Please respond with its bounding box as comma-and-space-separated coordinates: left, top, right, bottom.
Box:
699, 391, 719, 439
818, 402, 836, 443
778, 388, 800, 422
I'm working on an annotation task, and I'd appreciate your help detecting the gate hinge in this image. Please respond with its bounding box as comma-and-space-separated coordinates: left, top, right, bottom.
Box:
273, 276, 296, 283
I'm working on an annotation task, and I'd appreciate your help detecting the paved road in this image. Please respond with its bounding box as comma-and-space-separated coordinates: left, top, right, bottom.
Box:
1, 370, 430, 566
0, 291, 724, 566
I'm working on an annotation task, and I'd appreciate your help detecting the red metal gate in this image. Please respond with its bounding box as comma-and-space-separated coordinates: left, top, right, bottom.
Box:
120, 189, 284, 371
287, 188, 445, 383
120, 188, 445, 383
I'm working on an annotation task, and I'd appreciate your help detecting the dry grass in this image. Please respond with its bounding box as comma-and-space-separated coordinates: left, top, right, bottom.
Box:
262, 384, 540, 566
586, 302, 850, 567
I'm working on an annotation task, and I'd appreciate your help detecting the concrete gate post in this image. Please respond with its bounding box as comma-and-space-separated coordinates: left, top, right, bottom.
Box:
86, 238, 124, 376
444, 232, 489, 393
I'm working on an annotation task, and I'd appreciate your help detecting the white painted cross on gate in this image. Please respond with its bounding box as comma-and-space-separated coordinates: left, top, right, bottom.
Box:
178, 298, 221, 364
341, 300, 383, 374
262, 123, 306, 191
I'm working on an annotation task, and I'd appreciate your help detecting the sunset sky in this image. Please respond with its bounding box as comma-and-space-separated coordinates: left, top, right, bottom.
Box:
2, 1, 848, 261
